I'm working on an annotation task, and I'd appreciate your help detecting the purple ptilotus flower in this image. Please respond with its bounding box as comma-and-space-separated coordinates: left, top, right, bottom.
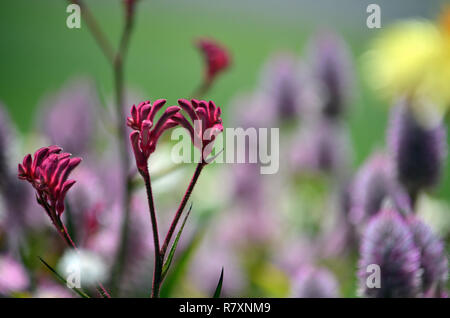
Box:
66, 165, 107, 246
406, 216, 448, 297
230, 93, 275, 129
388, 99, 447, 202
358, 209, 421, 298
291, 266, 339, 298
307, 31, 354, 119
259, 53, 303, 121
350, 152, 411, 226
37, 79, 99, 155
290, 118, 353, 178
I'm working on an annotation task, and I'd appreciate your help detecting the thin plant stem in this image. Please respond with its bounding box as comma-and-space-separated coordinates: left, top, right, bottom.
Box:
161, 162, 204, 256
68, 0, 115, 64
109, 9, 136, 295
142, 169, 162, 298
191, 80, 211, 100
50, 210, 111, 298
65, 0, 137, 297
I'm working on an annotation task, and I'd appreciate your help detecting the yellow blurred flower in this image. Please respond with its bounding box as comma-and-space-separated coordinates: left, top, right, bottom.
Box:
363, 8, 450, 117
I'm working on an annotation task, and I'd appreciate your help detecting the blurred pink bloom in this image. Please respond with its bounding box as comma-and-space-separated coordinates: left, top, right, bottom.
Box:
259, 53, 304, 120
291, 265, 339, 298
0, 255, 29, 295
290, 118, 352, 177
307, 31, 354, 118
0, 103, 45, 234
33, 280, 73, 298
67, 165, 107, 246
18, 146, 81, 215
196, 38, 230, 85
37, 79, 99, 155
350, 152, 411, 226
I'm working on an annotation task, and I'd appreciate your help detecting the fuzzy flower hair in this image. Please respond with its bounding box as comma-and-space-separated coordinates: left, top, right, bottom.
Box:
259, 53, 303, 120
407, 216, 448, 297
358, 208, 421, 298
290, 118, 352, 177
38, 79, 99, 155
291, 266, 339, 298
308, 31, 354, 119
388, 99, 447, 197
350, 152, 411, 225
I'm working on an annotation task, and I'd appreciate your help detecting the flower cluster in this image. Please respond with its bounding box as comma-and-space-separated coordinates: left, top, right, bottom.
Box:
358, 209, 421, 298
388, 99, 447, 197
173, 99, 224, 161
126, 99, 180, 173
18, 146, 81, 216
407, 216, 448, 297
358, 208, 448, 298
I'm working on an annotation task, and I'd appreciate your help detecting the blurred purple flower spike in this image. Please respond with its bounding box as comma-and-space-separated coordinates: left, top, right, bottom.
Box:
290, 118, 352, 178
358, 208, 421, 298
0, 103, 43, 235
291, 266, 339, 298
308, 31, 354, 119
259, 53, 303, 121
388, 99, 447, 201
350, 152, 411, 225
37, 79, 99, 155
407, 216, 448, 297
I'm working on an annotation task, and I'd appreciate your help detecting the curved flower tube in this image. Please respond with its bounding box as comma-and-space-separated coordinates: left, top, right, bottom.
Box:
126, 99, 180, 173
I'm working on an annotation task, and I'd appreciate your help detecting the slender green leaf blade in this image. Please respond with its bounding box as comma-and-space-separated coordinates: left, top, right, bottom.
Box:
213, 267, 224, 298
161, 202, 193, 280
160, 207, 214, 297
38, 257, 90, 298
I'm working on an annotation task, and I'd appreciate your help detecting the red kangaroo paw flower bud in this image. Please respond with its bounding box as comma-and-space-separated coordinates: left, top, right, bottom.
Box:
127, 100, 179, 173
176, 99, 224, 162
17, 146, 81, 216
196, 38, 230, 85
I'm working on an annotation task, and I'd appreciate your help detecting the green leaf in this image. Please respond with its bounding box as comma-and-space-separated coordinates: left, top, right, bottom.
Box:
159, 207, 215, 297
213, 267, 224, 298
161, 202, 193, 281
159, 224, 205, 297
38, 257, 90, 298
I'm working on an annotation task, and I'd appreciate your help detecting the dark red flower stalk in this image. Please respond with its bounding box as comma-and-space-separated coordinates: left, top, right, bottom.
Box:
18, 146, 81, 217
160, 99, 224, 261
126, 99, 182, 298
172, 99, 224, 162
195, 38, 230, 95
126, 99, 180, 174
124, 0, 138, 20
